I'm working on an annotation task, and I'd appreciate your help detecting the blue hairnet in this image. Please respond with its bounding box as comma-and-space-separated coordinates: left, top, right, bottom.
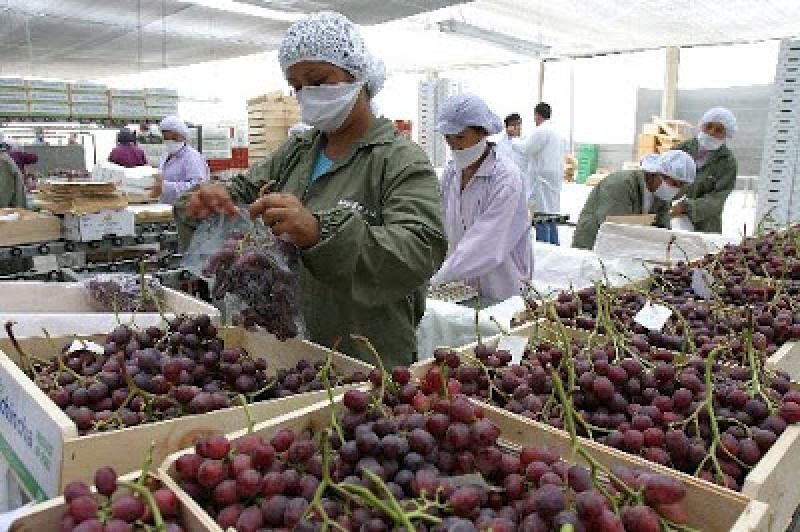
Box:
436, 93, 503, 136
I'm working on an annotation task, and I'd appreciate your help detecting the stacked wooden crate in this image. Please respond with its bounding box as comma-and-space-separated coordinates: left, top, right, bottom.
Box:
246, 92, 300, 167
637, 116, 694, 159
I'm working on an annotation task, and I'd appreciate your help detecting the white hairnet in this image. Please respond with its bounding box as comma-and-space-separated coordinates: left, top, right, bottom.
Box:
436, 93, 503, 136
159, 115, 190, 140
699, 107, 737, 138
278, 11, 386, 98
640, 150, 696, 184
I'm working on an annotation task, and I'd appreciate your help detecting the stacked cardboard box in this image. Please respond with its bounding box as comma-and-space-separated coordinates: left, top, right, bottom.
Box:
145, 88, 179, 120
27, 80, 70, 118
0, 78, 28, 116
68, 82, 109, 119
109, 88, 147, 120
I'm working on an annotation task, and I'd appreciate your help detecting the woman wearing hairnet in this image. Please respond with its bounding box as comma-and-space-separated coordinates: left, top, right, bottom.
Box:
153, 115, 210, 203
672, 107, 738, 233
430, 93, 532, 301
175, 12, 446, 367
572, 150, 696, 250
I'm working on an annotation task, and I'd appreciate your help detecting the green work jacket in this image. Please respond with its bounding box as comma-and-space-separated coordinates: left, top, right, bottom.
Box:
675, 138, 737, 233
572, 170, 670, 250
176, 118, 446, 368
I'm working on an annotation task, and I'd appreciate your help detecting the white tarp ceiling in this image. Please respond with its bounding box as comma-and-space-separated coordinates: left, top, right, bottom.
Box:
406, 0, 800, 59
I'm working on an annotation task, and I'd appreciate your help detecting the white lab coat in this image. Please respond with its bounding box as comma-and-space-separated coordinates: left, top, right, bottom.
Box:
495, 133, 532, 201
512, 121, 565, 214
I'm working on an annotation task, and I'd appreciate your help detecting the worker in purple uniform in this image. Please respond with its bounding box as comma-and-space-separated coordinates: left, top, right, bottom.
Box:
108, 128, 148, 168
430, 93, 532, 301
0, 134, 38, 174
152, 115, 209, 203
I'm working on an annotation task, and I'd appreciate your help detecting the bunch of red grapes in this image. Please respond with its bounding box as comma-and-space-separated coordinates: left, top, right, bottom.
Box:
203, 232, 301, 340
62, 467, 183, 532
20, 314, 365, 435
427, 339, 800, 492
173, 366, 691, 531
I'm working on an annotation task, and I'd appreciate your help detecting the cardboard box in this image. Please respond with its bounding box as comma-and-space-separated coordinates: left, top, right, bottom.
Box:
0, 103, 28, 115
69, 92, 109, 104
26, 91, 69, 103
62, 208, 135, 242
0, 209, 61, 246
0, 78, 25, 89
0, 327, 370, 499
145, 87, 179, 98
68, 82, 108, 93
109, 88, 145, 99
70, 104, 109, 119
638, 133, 658, 150
28, 103, 69, 117
26, 80, 68, 92
0, 90, 27, 102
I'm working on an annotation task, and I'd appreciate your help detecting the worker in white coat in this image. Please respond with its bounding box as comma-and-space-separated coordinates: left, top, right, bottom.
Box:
430, 93, 532, 301
513, 102, 564, 244
495, 112, 532, 201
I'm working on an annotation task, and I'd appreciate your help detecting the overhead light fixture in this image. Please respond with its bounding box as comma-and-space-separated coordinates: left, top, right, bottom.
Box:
176, 0, 301, 22
437, 19, 550, 58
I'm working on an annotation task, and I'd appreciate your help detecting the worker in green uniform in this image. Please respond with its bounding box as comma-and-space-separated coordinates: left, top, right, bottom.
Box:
572, 150, 696, 250
174, 12, 446, 367
0, 142, 32, 274
672, 107, 738, 233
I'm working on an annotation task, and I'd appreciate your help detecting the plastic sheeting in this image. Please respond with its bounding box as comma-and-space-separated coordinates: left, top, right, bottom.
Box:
592, 222, 739, 264
416, 296, 525, 358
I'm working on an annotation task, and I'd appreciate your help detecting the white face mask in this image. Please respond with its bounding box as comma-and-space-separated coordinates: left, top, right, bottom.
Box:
452, 139, 488, 171
164, 140, 184, 155
654, 180, 680, 201
697, 131, 724, 151
297, 81, 364, 133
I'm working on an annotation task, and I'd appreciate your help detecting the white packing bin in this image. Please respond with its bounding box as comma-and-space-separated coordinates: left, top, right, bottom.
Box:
62, 209, 135, 242
0, 281, 219, 338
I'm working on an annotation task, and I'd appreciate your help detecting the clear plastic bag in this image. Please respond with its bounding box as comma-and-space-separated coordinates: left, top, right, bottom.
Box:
83, 273, 164, 312
182, 209, 304, 340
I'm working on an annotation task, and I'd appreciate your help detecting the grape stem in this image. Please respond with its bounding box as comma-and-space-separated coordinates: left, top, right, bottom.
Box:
237, 394, 255, 433
118, 478, 165, 531
4, 321, 36, 378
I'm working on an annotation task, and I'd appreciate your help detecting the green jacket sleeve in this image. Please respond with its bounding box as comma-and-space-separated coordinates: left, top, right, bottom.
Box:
173, 148, 285, 248
682, 157, 737, 226
301, 161, 446, 308
654, 201, 670, 229
572, 186, 635, 250
0, 156, 24, 208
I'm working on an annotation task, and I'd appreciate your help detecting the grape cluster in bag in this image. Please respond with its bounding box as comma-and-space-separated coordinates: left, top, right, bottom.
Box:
184, 211, 304, 340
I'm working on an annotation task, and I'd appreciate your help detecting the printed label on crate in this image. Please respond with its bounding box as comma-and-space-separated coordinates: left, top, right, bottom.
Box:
27, 80, 68, 91
27, 91, 69, 103
634, 302, 671, 332
29, 103, 70, 115
0, 90, 27, 101
0, 78, 25, 88
63, 209, 136, 241
0, 367, 65, 499
70, 92, 109, 104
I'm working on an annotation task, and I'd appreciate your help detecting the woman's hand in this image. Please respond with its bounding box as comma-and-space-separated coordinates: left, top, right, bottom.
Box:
670, 203, 687, 217
186, 182, 237, 218
249, 192, 320, 248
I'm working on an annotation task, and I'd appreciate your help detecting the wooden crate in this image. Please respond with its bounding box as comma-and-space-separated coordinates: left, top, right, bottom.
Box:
0, 327, 371, 500
10, 472, 207, 532
0, 209, 61, 246
410, 325, 800, 532
159, 396, 769, 532
767, 341, 800, 382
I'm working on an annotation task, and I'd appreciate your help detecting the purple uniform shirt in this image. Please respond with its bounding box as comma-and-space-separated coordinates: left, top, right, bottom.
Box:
158, 144, 210, 204
431, 146, 533, 301
108, 144, 148, 168
8, 150, 37, 173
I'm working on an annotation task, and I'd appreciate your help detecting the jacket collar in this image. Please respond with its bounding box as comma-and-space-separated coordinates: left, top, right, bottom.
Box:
474, 144, 499, 178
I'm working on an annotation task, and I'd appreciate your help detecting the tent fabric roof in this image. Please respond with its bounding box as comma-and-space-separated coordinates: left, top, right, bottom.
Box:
406, 0, 800, 59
